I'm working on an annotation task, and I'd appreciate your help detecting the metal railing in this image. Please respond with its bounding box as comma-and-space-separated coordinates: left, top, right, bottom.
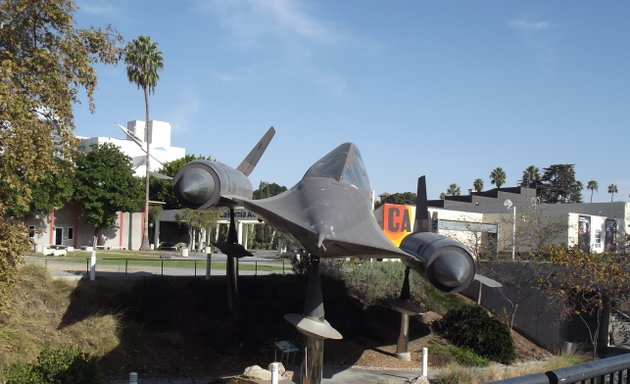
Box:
30, 255, 291, 278
90, 257, 289, 277
486, 353, 630, 384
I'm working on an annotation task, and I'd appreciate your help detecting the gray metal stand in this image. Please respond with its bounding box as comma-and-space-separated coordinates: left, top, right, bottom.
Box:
285, 257, 342, 384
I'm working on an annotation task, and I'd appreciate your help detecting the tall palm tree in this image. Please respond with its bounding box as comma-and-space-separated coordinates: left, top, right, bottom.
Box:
608, 184, 618, 202
587, 180, 598, 203
125, 36, 164, 250
446, 183, 461, 196
490, 167, 506, 189
521, 165, 540, 188
473, 178, 484, 192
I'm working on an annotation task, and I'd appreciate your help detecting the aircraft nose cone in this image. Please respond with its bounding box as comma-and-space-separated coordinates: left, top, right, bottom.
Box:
177, 169, 216, 206
429, 249, 474, 290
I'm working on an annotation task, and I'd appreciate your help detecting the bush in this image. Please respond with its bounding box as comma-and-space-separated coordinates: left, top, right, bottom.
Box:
2, 346, 102, 384
428, 341, 490, 367
433, 305, 516, 364
341, 261, 466, 312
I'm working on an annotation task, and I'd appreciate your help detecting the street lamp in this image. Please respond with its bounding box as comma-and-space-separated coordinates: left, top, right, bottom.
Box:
504, 199, 516, 260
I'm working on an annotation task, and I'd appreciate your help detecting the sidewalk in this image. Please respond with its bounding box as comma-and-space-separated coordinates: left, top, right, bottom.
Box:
109, 366, 426, 384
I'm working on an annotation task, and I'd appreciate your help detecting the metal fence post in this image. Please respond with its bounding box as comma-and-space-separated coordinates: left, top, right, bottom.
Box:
205, 254, 212, 280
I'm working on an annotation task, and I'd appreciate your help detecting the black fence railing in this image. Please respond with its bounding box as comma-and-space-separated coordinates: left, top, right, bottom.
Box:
486, 352, 630, 384
89, 257, 289, 277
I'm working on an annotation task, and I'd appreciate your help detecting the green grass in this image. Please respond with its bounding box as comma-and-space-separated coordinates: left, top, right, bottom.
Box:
428, 341, 490, 367
26, 251, 289, 273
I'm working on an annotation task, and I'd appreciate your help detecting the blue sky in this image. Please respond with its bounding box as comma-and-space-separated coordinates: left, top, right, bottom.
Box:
72, 1, 630, 202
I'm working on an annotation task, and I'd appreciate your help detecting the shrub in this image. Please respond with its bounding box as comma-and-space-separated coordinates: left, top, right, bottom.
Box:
428, 341, 490, 367
2, 346, 102, 384
433, 305, 516, 364
341, 260, 466, 312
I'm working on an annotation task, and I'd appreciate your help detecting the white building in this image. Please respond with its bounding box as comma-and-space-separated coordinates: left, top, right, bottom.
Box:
77, 120, 185, 176
375, 186, 629, 257
27, 120, 186, 251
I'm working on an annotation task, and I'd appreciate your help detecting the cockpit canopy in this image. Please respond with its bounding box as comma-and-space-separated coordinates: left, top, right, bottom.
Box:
303, 143, 371, 191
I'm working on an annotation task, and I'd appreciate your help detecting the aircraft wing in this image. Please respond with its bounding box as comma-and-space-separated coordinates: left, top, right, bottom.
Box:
231, 177, 407, 259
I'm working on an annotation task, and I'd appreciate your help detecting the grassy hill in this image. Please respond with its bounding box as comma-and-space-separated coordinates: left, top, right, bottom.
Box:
0, 261, 571, 383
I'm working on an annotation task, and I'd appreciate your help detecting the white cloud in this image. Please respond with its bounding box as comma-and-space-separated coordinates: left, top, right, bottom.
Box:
197, 0, 341, 46
508, 17, 559, 70
509, 19, 553, 31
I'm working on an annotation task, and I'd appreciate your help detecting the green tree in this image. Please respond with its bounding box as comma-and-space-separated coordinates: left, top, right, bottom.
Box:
446, 183, 461, 196
0, 0, 121, 307
175, 208, 220, 252
29, 158, 74, 214
521, 165, 541, 188
73, 143, 144, 246
473, 178, 484, 192
587, 180, 598, 203
252, 181, 288, 248
125, 35, 164, 250
608, 183, 618, 202
381, 192, 416, 206
489, 167, 506, 189
539, 164, 582, 203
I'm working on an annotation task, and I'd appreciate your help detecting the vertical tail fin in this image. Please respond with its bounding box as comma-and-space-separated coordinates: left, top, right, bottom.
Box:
237, 127, 276, 176
414, 176, 430, 233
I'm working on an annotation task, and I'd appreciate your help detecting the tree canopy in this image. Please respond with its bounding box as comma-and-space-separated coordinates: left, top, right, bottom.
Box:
536, 246, 629, 358
473, 178, 484, 192
520, 165, 541, 188
28, 158, 74, 214
490, 167, 506, 189
379, 192, 416, 206
446, 183, 461, 196
608, 184, 618, 202
587, 180, 598, 203
73, 143, 144, 240
539, 164, 582, 203
252, 181, 288, 248
0, 0, 122, 307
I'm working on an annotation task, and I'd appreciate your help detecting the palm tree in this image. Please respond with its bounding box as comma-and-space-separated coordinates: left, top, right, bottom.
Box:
521, 165, 540, 188
125, 36, 164, 250
446, 183, 461, 196
490, 167, 506, 189
473, 178, 484, 192
608, 184, 618, 202
587, 180, 598, 203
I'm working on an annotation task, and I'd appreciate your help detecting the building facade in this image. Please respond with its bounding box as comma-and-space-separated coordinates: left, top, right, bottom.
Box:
375, 187, 628, 257
77, 120, 185, 177
27, 120, 185, 251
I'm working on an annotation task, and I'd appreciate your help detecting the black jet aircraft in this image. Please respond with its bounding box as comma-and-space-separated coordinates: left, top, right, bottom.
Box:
172, 127, 476, 383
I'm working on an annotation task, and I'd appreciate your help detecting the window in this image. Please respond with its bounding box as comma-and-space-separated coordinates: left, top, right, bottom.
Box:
29, 225, 35, 239
67, 227, 73, 240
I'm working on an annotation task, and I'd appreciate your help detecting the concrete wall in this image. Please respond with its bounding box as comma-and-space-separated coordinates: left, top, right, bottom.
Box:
464, 262, 611, 353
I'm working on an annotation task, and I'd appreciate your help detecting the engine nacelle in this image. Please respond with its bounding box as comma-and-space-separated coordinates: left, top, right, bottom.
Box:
399, 232, 476, 293
173, 160, 253, 209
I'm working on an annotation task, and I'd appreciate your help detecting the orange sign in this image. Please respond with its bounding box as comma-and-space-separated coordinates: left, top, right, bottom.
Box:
382, 204, 414, 246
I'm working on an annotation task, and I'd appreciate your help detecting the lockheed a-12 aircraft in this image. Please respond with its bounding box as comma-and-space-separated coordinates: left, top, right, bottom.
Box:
172, 127, 477, 384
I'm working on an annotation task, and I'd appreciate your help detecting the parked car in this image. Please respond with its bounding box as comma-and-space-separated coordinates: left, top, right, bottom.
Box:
158, 242, 187, 250
42, 245, 67, 257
